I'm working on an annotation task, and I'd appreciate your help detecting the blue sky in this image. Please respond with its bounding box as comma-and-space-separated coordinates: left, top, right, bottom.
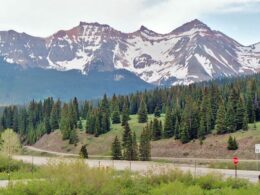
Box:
0, 0, 259, 45
202, 11, 260, 45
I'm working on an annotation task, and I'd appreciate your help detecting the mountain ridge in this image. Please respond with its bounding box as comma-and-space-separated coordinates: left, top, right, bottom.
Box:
0, 19, 259, 86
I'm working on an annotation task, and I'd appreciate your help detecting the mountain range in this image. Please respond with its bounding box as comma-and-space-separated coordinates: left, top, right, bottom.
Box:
0, 19, 260, 103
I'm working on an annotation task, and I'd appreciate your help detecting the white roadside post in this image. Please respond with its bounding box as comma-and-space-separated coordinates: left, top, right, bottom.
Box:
255, 144, 260, 171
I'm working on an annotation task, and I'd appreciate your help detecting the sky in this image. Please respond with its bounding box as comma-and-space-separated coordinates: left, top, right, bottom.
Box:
0, 0, 259, 45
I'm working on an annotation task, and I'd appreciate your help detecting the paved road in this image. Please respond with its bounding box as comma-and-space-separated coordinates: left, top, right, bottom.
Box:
13, 155, 260, 183
25, 146, 260, 162
24, 146, 79, 157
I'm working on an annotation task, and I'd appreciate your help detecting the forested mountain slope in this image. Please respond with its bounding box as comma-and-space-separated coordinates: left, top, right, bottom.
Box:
0, 73, 259, 149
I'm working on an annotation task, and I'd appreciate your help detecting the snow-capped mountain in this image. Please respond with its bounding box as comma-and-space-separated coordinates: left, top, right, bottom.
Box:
0, 19, 260, 85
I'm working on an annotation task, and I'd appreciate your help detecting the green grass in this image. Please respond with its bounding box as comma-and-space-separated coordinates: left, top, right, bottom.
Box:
86, 114, 165, 155
0, 155, 41, 180
228, 122, 260, 140
208, 161, 260, 171
0, 160, 260, 194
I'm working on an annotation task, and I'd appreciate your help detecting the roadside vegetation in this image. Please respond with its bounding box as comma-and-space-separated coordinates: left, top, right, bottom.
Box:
0, 160, 260, 194
0, 129, 41, 180
208, 161, 260, 171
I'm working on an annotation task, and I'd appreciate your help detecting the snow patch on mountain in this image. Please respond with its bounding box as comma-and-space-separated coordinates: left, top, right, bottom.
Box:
0, 19, 260, 86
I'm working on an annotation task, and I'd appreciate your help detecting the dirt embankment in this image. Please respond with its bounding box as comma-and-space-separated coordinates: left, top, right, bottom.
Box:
152, 133, 257, 159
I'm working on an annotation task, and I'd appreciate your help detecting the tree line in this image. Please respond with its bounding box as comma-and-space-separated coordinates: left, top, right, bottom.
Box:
0, 74, 259, 145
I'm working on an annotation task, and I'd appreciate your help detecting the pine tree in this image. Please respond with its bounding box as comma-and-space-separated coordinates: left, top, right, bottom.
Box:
200, 89, 212, 133
112, 104, 121, 124
233, 137, 238, 150
121, 103, 130, 126
130, 95, 138, 115
215, 100, 226, 134
100, 94, 110, 116
69, 129, 78, 145
227, 135, 233, 150
79, 145, 88, 159
111, 136, 122, 160
44, 116, 51, 134
12, 107, 19, 132
60, 104, 71, 140
227, 136, 238, 150
164, 107, 174, 138
72, 97, 80, 120
225, 100, 236, 133
138, 98, 148, 123
174, 118, 180, 139
131, 132, 138, 160
85, 111, 96, 134
101, 112, 110, 133
154, 106, 161, 117
122, 122, 131, 148
242, 110, 249, 131
180, 123, 189, 144
18, 108, 28, 135
50, 102, 60, 130
236, 97, 247, 130
122, 122, 133, 160
246, 79, 256, 123
68, 102, 77, 129
228, 87, 240, 131
198, 114, 206, 139
139, 127, 151, 161
77, 120, 83, 129
81, 101, 90, 119
210, 84, 220, 127
182, 98, 199, 140
152, 118, 162, 140
94, 114, 101, 137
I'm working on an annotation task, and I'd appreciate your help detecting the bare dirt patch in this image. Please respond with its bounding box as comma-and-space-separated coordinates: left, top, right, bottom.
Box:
152, 132, 256, 159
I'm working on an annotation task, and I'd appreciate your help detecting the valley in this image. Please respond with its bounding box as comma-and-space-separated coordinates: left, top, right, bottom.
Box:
1, 1, 260, 194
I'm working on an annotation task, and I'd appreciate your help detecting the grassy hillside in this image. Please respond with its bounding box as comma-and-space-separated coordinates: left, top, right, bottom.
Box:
152, 122, 260, 159
33, 115, 260, 159
34, 114, 165, 155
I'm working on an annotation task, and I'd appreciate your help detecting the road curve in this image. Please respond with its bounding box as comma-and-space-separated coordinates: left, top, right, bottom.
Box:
25, 145, 260, 162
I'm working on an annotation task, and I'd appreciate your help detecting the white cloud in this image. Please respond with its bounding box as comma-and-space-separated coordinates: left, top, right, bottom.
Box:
0, 0, 259, 36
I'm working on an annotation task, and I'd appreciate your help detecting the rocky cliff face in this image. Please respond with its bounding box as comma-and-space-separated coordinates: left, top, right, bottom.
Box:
0, 19, 259, 85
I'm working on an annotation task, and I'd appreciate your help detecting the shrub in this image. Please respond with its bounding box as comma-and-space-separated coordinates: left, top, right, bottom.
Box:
227, 136, 238, 150
79, 145, 88, 159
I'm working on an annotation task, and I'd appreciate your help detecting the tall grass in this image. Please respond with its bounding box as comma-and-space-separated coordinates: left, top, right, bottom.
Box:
208, 161, 260, 171
0, 155, 41, 180
1, 160, 260, 194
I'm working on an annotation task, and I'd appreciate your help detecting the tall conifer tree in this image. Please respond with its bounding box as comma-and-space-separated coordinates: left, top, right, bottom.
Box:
138, 98, 148, 123
112, 136, 122, 160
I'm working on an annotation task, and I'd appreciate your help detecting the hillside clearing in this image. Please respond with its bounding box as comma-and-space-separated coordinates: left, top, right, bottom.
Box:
33, 115, 260, 159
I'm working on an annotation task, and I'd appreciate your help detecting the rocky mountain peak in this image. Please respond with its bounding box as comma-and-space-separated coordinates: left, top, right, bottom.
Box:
171, 19, 211, 35
0, 19, 259, 86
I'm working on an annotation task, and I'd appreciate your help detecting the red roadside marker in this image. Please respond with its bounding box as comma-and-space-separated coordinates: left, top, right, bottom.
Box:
233, 156, 239, 165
